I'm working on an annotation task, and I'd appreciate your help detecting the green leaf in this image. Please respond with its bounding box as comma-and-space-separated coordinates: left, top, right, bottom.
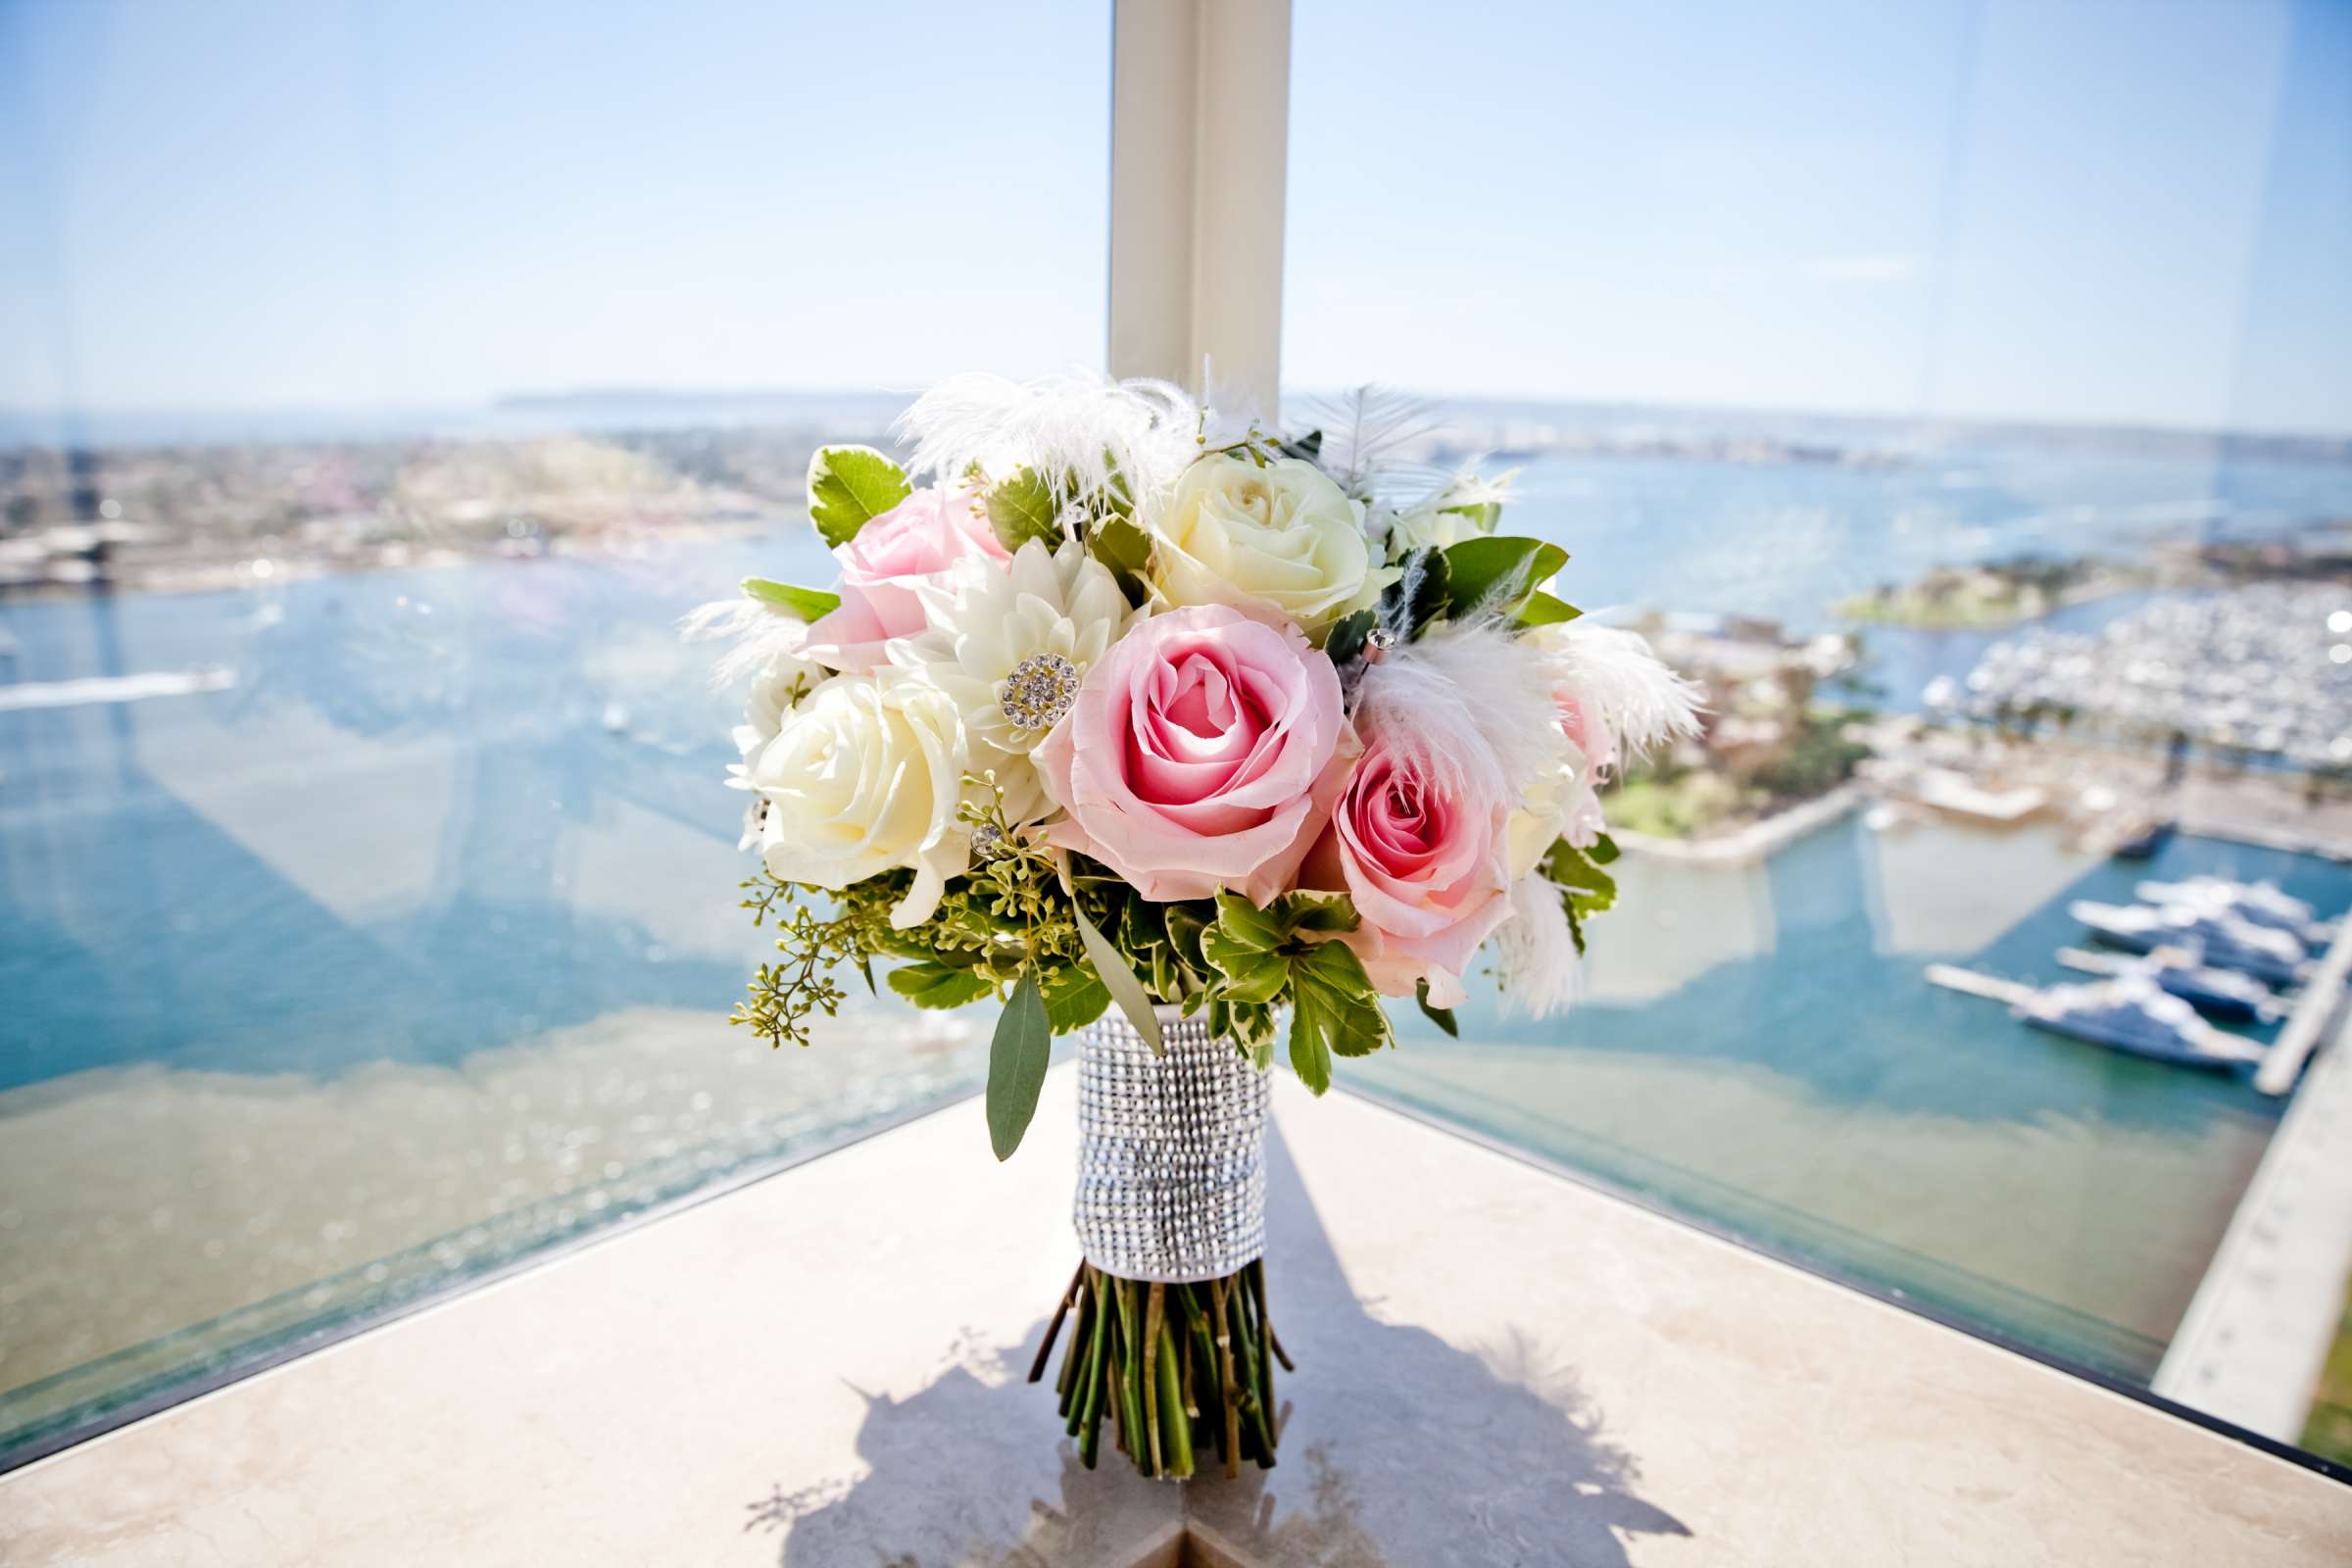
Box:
1200, 935, 1288, 1004
1439, 498, 1502, 532
985, 970, 1052, 1160
1041, 960, 1111, 1033
1517, 590, 1582, 627
1088, 514, 1154, 605
1542, 837, 1619, 916
1287, 939, 1389, 1091
741, 577, 842, 621
1162, 904, 1211, 971
1323, 608, 1376, 667
1278, 429, 1324, 463
985, 466, 1065, 554
1414, 978, 1459, 1038
806, 445, 911, 550
887, 961, 993, 1010
1383, 547, 1451, 640
1210, 892, 1284, 953
1074, 901, 1164, 1054
1278, 890, 1361, 935
1589, 832, 1621, 866
1442, 536, 1569, 618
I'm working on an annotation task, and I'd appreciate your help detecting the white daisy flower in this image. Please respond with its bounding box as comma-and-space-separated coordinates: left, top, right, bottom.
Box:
889, 537, 1141, 820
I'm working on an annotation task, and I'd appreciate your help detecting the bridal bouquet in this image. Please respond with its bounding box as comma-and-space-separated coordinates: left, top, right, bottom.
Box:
699, 373, 1698, 1478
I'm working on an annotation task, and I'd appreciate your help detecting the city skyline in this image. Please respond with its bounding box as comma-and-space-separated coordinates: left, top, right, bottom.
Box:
3, 0, 2348, 436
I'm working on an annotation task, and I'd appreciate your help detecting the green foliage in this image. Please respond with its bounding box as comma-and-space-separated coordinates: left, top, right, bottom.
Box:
1323, 608, 1376, 668
1539, 835, 1619, 956
740, 577, 842, 621
1439, 496, 1502, 532
987, 969, 1052, 1160
1441, 535, 1569, 619
1088, 514, 1154, 607
806, 445, 912, 549
886, 960, 993, 1009
985, 466, 1067, 553
1382, 547, 1452, 641
1197, 892, 1387, 1092
1517, 589, 1582, 626
1286, 940, 1389, 1095
1752, 710, 1874, 800
1414, 978, 1459, 1037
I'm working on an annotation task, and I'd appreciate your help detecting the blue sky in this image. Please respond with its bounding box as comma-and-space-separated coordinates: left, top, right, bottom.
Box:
3, 0, 2347, 433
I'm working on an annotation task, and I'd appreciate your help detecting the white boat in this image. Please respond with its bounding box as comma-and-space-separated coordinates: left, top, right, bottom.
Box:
2015, 975, 2264, 1070
2070, 900, 2309, 989
2053, 945, 2289, 1023
2133, 876, 2329, 944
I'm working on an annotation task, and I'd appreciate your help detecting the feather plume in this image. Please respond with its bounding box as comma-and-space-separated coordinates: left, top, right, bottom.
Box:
680, 596, 813, 688
1538, 622, 1705, 759
896, 368, 1200, 522
1492, 874, 1583, 1018
1351, 621, 1570, 807
1295, 385, 1446, 499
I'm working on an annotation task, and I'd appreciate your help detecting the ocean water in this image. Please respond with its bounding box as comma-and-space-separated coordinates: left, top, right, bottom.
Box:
3, 437, 2351, 1459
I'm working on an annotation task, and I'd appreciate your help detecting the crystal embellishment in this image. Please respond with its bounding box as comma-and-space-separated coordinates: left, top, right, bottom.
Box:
1000, 652, 1082, 731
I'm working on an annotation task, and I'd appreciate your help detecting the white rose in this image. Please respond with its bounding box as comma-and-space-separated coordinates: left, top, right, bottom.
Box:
1149, 455, 1383, 633
748, 670, 977, 928
1384, 505, 1484, 558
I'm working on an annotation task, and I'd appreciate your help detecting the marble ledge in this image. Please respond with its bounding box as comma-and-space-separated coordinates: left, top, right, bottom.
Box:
2, 1067, 2347, 1566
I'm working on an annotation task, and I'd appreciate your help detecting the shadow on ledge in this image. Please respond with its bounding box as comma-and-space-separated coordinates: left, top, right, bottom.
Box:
749, 1126, 1691, 1566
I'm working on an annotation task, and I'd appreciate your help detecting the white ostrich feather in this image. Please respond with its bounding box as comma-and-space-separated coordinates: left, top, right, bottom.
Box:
1492, 873, 1583, 1019
1540, 622, 1705, 758
896, 369, 1201, 522
681, 596, 814, 688
1295, 385, 1446, 499
1351, 621, 1569, 807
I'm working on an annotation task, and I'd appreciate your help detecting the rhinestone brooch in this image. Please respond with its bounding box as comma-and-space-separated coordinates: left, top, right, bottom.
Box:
1001, 652, 1081, 730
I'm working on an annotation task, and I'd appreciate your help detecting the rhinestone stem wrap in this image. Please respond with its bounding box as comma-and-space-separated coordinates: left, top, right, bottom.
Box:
1074, 1007, 1269, 1284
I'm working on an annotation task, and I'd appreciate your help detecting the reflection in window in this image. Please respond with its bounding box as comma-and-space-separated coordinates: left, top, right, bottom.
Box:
1286, 0, 2352, 1465
0, 0, 1107, 1463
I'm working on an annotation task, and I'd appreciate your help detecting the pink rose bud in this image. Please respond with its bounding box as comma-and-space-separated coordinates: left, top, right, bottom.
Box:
804, 486, 1007, 671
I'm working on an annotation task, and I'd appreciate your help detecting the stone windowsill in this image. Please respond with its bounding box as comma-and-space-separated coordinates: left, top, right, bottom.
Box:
2, 1068, 2346, 1566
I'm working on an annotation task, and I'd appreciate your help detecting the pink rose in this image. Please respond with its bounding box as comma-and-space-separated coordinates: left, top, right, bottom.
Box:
1036, 603, 1355, 904
1554, 690, 1617, 777
1305, 726, 1513, 1008
804, 486, 1007, 671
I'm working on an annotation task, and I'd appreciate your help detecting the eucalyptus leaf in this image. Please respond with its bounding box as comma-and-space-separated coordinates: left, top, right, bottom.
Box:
986, 970, 1052, 1160
1074, 901, 1164, 1054
888, 961, 993, 1010
741, 577, 842, 621
1414, 978, 1460, 1038
806, 445, 911, 550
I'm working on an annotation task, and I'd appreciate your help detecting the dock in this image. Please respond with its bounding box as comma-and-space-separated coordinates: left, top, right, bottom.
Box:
2154, 996, 2352, 1440
1923, 964, 2036, 1007
2252, 913, 2352, 1097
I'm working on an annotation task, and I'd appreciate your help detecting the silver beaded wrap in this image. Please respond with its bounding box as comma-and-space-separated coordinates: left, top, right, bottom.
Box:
1074, 1006, 1268, 1283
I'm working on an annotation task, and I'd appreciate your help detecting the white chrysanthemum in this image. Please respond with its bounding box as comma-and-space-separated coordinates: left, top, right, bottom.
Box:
890, 537, 1139, 815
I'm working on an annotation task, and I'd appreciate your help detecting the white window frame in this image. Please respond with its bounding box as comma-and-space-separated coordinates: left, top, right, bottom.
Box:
1106, 0, 1292, 420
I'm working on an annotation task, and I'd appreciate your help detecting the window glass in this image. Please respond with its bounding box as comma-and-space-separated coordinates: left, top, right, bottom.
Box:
1287, 0, 2352, 1466
0, 0, 1106, 1465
